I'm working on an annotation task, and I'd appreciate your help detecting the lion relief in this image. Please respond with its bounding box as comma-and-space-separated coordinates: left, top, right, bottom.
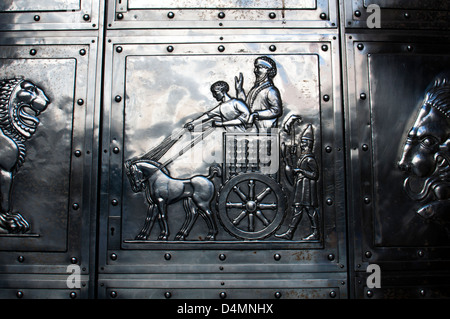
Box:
398, 74, 450, 227
0, 78, 50, 234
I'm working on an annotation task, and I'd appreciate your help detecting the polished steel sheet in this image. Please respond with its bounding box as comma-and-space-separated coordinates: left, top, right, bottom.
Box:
0, 32, 100, 298
108, 0, 338, 29
98, 30, 346, 297
0, 0, 101, 31
343, 32, 450, 297
344, 0, 450, 29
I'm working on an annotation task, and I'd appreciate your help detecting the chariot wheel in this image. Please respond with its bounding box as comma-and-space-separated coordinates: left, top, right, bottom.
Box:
217, 173, 286, 240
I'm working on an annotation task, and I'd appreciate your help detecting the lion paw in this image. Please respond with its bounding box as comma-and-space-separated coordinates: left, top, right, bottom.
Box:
0, 212, 30, 234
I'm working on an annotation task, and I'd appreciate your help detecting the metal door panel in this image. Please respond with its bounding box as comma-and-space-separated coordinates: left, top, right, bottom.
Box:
0, 0, 101, 31
99, 30, 346, 297
108, 0, 337, 29
98, 274, 347, 299
344, 33, 450, 284
344, 0, 450, 29
0, 32, 99, 289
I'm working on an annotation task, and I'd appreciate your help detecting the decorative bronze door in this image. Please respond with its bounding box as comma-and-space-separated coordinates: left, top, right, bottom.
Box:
1, 0, 449, 299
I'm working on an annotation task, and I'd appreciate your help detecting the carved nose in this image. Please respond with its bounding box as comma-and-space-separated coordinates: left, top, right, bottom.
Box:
397, 160, 411, 172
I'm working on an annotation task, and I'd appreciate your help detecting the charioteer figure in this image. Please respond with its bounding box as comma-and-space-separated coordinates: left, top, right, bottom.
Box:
276, 123, 320, 241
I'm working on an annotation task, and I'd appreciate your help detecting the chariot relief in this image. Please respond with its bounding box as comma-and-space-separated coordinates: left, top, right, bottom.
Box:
0, 78, 50, 234
125, 56, 322, 242
398, 74, 450, 232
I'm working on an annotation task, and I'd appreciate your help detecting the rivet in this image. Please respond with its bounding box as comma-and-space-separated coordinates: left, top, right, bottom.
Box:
220, 292, 227, 299
111, 199, 119, 206
269, 45, 277, 52
321, 44, 328, 51
74, 150, 82, 157
325, 146, 332, 153
113, 147, 120, 154
117, 13, 124, 20
29, 49, 37, 56
218, 45, 225, 52
77, 99, 84, 106
274, 291, 282, 299
357, 43, 364, 50
320, 12, 327, 20
366, 290, 373, 298
327, 253, 335, 261
219, 266, 224, 270
115, 46, 123, 53
417, 250, 424, 257
419, 289, 426, 297
326, 198, 333, 206
167, 45, 174, 53
110, 253, 117, 260
323, 94, 330, 102
274, 253, 281, 261
71, 257, 78, 264
79, 49, 86, 56
360, 92, 367, 100
362, 144, 369, 151
72, 203, 80, 210
164, 292, 172, 298
354, 10, 361, 17
70, 292, 77, 299
269, 12, 276, 19
364, 196, 371, 204
110, 291, 117, 298
404, 12, 410, 19
114, 95, 122, 102
219, 254, 226, 261
167, 12, 175, 19
164, 253, 171, 260
83, 14, 90, 21
329, 290, 337, 298
18, 256, 24, 263
365, 251, 372, 258
16, 291, 23, 298
407, 45, 413, 52
218, 12, 225, 19
34, 15, 40, 21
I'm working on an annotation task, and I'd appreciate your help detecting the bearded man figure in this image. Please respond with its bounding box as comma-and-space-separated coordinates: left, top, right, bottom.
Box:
398, 73, 450, 227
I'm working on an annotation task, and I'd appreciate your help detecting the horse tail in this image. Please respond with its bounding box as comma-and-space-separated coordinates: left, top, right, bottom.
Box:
207, 164, 222, 180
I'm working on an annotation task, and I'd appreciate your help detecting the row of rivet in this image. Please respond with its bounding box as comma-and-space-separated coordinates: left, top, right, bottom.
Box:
31, 13, 91, 22
116, 12, 329, 21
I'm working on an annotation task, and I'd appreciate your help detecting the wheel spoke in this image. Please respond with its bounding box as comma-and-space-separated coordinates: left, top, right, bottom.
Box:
226, 202, 245, 209
232, 210, 247, 226
248, 180, 255, 200
232, 186, 247, 201
248, 213, 255, 232
257, 203, 277, 210
256, 187, 272, 202
255, 210, 270, 226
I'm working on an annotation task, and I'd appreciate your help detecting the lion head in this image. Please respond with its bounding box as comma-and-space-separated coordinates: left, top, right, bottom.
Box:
0, 78, 50, 142
398, 74, 450, 209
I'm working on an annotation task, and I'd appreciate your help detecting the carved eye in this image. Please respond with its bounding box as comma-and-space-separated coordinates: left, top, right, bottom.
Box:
420, 136, 438, 149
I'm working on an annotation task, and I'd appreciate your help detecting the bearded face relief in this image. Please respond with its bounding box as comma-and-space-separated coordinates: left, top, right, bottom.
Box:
398, 74, 450, 223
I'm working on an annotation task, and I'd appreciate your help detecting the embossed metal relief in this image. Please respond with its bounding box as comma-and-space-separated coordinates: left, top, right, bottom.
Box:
398, 74, 450, 233
120, 53, 324, 243
0, 78, 49, 234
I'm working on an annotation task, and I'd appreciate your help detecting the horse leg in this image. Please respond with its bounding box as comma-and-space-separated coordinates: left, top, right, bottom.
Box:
156, 198, 169, 240
176, 198, 196, 240
196, 202, 218, 241
135, 204, 157, 240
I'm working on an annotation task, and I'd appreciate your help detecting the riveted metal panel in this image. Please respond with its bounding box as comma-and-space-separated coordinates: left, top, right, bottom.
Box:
0, 0, 101, 31
344, 32, 450, 296
98, 30, 346, 297
0, 32, 100, 298
344, 0, 450, 30
107, 0, 338, 29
